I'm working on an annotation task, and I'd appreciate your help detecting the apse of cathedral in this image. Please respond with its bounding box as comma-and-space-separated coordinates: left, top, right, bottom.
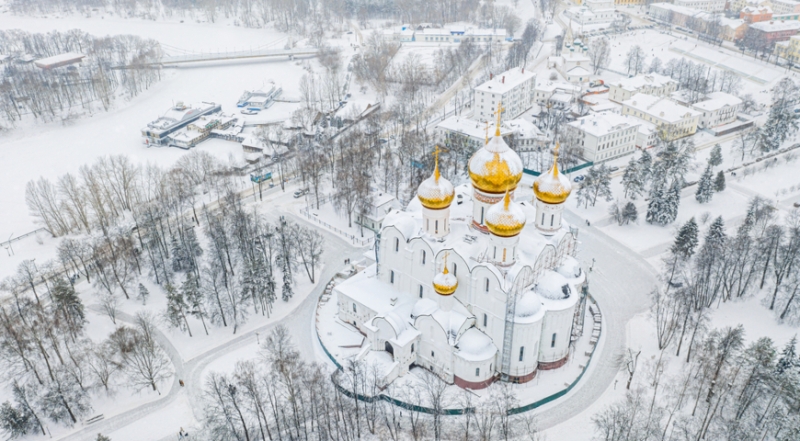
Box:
335, 104, 584, 389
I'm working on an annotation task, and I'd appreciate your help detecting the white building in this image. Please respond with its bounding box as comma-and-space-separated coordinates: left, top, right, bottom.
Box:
474, 67, 536, 121
356, 193, 402, 233
672, 0, 726, 12
608, 73, 679, 103
636, 121, 658, 149
565, 112, 641, 162
691, 92, 743, 128
768, 0, 800, 15
141, 101, 222, 146
621, 93, 701, 140
565, 0, 617, 25
335, 131, 583, 389
550, 39, 594, 84
436, 116, 547, 151
382, 25, 507, 44
534, 80, 581, 107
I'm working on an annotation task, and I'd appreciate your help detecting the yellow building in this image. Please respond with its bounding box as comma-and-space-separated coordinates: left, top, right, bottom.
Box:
615, 0, 644, 5
775, 34, 800, 62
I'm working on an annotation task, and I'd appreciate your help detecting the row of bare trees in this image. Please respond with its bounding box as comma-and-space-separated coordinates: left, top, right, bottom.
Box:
203, 325, 543, 441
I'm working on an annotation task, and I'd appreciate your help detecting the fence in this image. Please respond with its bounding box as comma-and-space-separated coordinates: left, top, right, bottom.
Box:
300, 206, 374, 247
316, 294, 603, 415
0, 228, 52, 249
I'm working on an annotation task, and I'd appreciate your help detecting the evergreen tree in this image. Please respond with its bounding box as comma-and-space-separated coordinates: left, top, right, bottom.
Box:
664, 180, 682, 225
671, 217, 700, 259
165, 283, 193, 337
137, 283, 150, 305
637, 150, 653, 185
0, 401, 34, 439
170, 235, 188, 273
646, 177, 668, 225
708, 143, 723, 166
622, 202, 638, 225
705, 216, 727, 250
576, 165, 613, 208
51, 277, 86, 338
621, 157, 645, 200
182, 272, 208, 335
281, 259, 293, 302
96, 435, 111, 441
714, 170, 726, 192
695, 165, 714, 203
776, 335, 797, 374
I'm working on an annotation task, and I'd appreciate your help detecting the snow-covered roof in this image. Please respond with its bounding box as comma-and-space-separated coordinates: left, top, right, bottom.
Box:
692, 92, 743, 112
455, 328, 497, 361
475, 67, 535, 95
504, 119, 543, 139
567, 66, 592, 77
437, 116, 514, 140
34, 52, 85, 68
649, 2, 704, 17
623, 93, 700, 123
611, 73, 677, 93
569, 112, 641, 137
749, 20, 800, 32
515, 290, 544, 324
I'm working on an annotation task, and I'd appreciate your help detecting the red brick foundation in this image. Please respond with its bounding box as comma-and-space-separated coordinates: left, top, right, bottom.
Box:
538, 354, 569, 370
454, 374, 496, 390
506, 368, 537, 384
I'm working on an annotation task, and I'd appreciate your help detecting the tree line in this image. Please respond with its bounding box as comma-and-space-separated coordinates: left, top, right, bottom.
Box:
0, 29, 161, 127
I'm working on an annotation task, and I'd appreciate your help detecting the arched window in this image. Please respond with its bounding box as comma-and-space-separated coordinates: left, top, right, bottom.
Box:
394, 238, 399, 252
390, 270, 395, 284
421, 250, 426, 265
480, 207, 485, 223
452, 263, 457, 276
485, 278, 490, 292
550, 215, 554, 227
419, 285, 423, 298
411, 343, 415, 353
435, 220, 439, 234
519, 346, 525, 361
483, 313, 487, 327
551, 333, 557, 348
475, 368, 480, 377
353, 303, 357, 313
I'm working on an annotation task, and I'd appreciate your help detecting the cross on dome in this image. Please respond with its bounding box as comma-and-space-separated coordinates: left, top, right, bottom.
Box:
494, 101, 505, 137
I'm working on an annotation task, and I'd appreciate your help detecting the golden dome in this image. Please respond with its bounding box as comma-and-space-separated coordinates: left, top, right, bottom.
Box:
485, 190, 526, 237
468, 135, 523, 194
433, 257, 458, 296
533, 144, 572, 204
418, 147, 455, 210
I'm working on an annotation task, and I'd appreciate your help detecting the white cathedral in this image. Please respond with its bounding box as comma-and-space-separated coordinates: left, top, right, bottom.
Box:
335, 115, 585, 389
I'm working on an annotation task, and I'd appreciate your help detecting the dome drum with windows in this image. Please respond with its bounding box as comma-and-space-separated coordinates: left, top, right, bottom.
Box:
468, 103, 524, 194
417, 146, 455, 210
533, 143, 572, 204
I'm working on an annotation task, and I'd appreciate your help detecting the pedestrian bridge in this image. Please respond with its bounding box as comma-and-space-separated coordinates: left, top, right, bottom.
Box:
123, 47, 319, 68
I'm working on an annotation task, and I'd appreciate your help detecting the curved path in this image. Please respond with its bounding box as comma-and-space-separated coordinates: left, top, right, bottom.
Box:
61, 206, 364, 441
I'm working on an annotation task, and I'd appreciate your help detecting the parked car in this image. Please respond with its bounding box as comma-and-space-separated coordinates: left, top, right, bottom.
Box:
240, 109, 257, 115
609, 166, 620, 172
293, 188, 309, 198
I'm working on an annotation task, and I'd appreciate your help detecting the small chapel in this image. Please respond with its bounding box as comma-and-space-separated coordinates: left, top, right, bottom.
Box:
335, 107, 585, 389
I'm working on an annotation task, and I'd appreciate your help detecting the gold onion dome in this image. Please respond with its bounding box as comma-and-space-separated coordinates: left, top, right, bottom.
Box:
533, 144, 572, 204
485, 190, 527, 238
418, 147, 455, 210
468, 104, 523, 194
432, 254, 458, 296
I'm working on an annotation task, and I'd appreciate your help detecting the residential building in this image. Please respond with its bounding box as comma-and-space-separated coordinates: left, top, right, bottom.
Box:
621, 93, 701, 140
720, 18, 748, 41
565, 112, 641, 162
474, 67, 536, 121
746, 20, 800, 44
691, 92, 743, 128
608, 73, 679, 103
774, 33, 800, 61
355, 193, 401, 233
740, 6, 773, 23
771, 0, 800, 15
436, 116, 546, 151
635, 121, 658, 149
672, 0, 726, 11
615, 0, 644, 4
534, 80, 581, 108
649, 3, 704, 26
